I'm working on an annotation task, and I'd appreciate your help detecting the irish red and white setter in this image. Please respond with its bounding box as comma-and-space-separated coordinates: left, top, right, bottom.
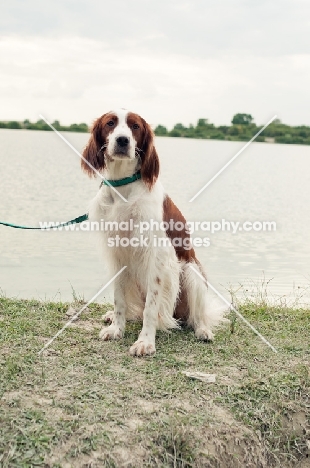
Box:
82, 109, 225, 356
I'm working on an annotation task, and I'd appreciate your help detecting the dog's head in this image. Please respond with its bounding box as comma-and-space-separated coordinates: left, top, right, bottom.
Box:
82, 109, 159, 189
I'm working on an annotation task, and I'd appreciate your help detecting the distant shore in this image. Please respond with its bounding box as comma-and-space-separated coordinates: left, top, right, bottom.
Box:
1, 113, 310, 146
0, 119, 88, 133
154, 114, 310, 146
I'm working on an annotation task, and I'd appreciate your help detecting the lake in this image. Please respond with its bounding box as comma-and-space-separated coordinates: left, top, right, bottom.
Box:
1, 129, 310, 306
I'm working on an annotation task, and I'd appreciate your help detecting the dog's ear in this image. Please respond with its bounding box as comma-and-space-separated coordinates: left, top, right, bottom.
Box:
81, 117, 105, 177
140, 120, 160, 190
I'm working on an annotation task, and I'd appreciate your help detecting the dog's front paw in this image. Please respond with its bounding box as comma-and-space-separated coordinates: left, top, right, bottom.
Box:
195, 327, 214, 341
129, 339, 156, 357
102, 309, 114, 324
99, 324, 123, 341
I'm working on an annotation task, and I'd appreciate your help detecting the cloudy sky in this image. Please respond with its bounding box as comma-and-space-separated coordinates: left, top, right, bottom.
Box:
0, 0, 309, 128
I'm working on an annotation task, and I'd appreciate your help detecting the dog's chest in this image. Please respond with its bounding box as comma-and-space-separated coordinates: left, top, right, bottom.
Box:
103, 201, 144, 239
97, 186, 163, 240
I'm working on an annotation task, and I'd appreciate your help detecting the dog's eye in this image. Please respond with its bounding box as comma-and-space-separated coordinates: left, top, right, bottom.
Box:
132, 123, 139, 130
107, 120, 115, 127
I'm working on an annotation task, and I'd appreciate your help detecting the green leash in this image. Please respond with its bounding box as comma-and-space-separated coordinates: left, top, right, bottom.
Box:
0, 213, 89, 230
0, 171, 141, 230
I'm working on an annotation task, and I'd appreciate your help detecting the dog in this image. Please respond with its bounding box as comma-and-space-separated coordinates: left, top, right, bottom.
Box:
82, 108, 225, 356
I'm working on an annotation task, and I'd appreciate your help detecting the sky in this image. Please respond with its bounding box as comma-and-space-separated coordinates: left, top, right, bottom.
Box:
0, 0, 310, 128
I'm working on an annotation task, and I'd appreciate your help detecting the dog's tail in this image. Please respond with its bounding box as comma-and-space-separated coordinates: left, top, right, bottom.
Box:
182, 261, 228, 339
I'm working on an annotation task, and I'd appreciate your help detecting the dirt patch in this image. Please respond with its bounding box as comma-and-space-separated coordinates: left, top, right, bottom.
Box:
199, 425, 269, 468
68, 320, 98, 331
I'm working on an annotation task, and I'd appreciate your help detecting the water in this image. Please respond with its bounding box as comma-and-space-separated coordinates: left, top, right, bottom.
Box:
1, 129, 310, 305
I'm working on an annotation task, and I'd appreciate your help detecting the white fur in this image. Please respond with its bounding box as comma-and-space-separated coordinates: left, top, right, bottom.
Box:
106, 109, 136, 161
182, 262, 226, 340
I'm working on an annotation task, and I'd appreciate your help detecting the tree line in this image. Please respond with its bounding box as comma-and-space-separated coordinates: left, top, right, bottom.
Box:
154, 113, 310, 145
0, 119, 88, 133
1, 114, 310, 145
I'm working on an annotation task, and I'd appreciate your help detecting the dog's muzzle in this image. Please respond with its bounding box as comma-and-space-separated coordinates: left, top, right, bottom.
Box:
114, 135, 130, 155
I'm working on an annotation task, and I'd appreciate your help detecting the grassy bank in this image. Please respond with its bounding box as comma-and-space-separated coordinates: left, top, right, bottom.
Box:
0, 297, 309, 467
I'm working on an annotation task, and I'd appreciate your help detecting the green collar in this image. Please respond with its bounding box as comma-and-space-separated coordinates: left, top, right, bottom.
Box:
100, 171, 142, 188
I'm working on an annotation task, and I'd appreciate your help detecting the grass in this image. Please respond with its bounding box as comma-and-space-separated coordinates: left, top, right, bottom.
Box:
0, 296, 309, 467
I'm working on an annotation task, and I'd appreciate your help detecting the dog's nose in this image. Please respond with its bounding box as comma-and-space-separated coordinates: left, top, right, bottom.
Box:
116, 136, 129, 147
